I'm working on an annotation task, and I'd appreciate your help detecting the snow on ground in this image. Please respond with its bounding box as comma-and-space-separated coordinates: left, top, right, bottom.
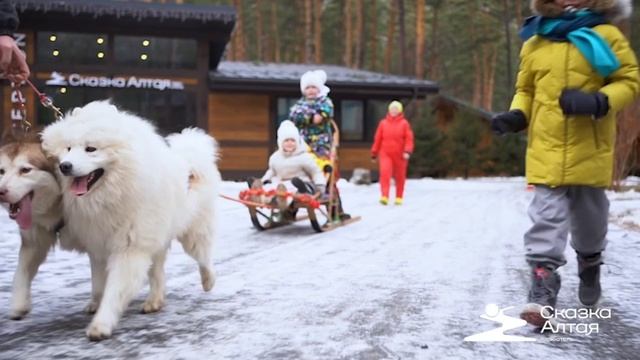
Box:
1, 178, 640, 359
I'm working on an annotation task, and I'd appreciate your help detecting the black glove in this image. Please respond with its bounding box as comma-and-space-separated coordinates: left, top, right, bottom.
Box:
490, 110, 527, 135
559, 89, 609, 118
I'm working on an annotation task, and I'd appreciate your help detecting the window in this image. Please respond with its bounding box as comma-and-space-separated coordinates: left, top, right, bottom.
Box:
114, 35, 197, 69
340, 100, 364, 141
37, 86, 196, 135
277, 97, 299, 125
112, 89, 196, 135
37, 32, 108, 65
366, 100, 390, 141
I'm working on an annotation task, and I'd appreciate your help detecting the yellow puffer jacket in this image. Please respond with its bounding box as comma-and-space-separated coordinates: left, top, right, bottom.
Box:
511, 22, 639, 187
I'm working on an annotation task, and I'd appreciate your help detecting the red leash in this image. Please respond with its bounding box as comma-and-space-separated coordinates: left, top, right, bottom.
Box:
24, 79, 64, 120
10, 79, 64, 134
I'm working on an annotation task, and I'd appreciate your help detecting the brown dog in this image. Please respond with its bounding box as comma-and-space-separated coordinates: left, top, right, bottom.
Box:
0, 132, 64, 320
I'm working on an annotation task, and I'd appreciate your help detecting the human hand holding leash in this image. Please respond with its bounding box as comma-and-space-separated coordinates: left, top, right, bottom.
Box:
0, 35, 29, 83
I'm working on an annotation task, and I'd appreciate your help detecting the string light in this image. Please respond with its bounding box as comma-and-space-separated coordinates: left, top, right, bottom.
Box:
97, 52, 105, 59
52, 50, 60, 57
97, 37, 105, 45
49, 35, 57, 42
140, 54, 148, 61
60, 87, 67, 94
142, 40, 150, 47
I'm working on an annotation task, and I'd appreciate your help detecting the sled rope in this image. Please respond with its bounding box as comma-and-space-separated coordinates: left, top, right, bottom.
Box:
219, 194, 276, 208
237, 188, 322, 209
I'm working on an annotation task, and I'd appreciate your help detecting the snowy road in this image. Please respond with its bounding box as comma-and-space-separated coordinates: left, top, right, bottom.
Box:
1, 179, 640, 359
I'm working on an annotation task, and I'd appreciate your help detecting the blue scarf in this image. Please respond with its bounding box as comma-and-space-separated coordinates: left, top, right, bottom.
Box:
519, 10, 620, 77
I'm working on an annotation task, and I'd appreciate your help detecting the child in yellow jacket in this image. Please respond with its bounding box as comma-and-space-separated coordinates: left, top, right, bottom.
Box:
491, 0, 639, 327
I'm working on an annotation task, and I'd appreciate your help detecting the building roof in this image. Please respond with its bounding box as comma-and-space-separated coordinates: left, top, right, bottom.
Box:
16, 0, 235, 38
210, 62, 439, 97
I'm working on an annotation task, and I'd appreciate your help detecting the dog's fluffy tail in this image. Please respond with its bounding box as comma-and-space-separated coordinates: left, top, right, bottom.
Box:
168, 129, 219, 293
166, 128, 219, 185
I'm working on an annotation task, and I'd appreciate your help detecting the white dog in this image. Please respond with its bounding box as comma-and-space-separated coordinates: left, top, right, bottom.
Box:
0, 137, 65, 320
41, 101, 220, 340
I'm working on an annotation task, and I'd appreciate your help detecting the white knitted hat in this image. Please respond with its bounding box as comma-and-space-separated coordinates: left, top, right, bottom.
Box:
300, 69, 330, 97
277, 120, 302, 149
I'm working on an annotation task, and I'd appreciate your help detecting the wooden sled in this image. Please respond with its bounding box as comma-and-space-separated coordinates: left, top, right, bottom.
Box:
221, 120, 361, 233
221, 183, 360, 233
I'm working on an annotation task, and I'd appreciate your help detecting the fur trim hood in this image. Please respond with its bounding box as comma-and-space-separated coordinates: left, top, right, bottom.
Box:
531, 0, 632, 22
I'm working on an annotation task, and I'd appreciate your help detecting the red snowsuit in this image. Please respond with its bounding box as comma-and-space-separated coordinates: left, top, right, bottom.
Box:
371, 113, 415, 199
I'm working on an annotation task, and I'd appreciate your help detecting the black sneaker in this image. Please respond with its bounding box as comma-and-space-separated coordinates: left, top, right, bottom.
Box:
291, 177, 313, 194
578, 252, 602, 306
520, 264, 561, 327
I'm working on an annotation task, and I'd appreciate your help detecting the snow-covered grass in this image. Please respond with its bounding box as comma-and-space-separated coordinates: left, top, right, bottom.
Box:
1, 178, 639, 359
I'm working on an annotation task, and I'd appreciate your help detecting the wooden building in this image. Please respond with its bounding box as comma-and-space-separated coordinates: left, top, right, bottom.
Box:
4, 0, 439, 179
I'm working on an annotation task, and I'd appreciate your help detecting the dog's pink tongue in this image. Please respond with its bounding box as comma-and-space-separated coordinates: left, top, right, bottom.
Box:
15, 195, 32, 230
71, 176, 90, 196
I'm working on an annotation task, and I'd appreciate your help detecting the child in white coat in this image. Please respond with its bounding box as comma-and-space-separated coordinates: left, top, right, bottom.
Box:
262, 120, 326, 195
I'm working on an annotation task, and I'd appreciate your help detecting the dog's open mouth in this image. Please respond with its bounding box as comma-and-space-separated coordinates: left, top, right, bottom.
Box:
71, 169, 105, 196
9, 191, 34, 230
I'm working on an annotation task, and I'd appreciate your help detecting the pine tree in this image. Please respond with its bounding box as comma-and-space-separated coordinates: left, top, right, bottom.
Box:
344, 0, 353, 67
270, 0, 280, 62
313, 0, 323, 63
383, 1, 397, 73
368, 0, 378, 70
409, 112, 449, 178
396, 0, 407, 74
450, 112, 481, 179
415, 0, 425, 78
482, 134, 526, 176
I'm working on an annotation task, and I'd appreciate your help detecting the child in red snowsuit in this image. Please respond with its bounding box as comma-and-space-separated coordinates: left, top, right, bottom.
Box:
371, 101, 415, 205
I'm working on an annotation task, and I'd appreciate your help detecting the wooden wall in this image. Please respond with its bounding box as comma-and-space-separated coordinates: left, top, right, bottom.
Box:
209, 93, 270, 143
340, 147, 376, 171
209, 93, 271, 172
217, 146, 270, 172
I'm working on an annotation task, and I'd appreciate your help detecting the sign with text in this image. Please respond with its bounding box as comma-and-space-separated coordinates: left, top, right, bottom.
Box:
45, 72, 185, 91
9, 33, 28, 130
